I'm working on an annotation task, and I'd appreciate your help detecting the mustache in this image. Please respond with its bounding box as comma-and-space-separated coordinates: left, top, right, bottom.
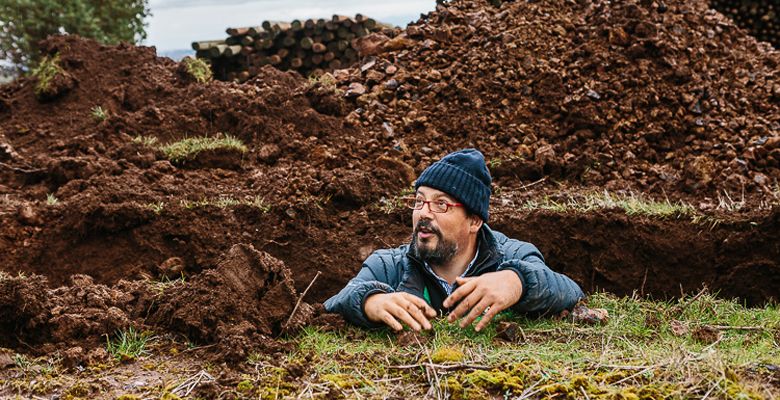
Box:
414, 220, 441, 236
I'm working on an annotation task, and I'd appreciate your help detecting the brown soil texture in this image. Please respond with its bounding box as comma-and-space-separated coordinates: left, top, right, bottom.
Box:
338, 0, 780, 199
0, 243, 308, 362
0, 0, 778, 357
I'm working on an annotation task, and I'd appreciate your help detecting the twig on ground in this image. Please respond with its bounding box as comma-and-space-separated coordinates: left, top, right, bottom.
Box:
519, 177, 547, 190
180, 343, 218, 353
285, 270, 322, 329
172, 370, 215, 397
389, 362, 491, 371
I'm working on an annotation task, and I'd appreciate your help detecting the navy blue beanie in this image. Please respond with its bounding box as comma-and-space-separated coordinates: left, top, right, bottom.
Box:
415, 149, 492, 222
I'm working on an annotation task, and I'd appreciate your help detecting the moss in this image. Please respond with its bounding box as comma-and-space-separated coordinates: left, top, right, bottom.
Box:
430, 346, 465, 363
62, 381, 97, 399
159, 392, 182, 400
719, 377, 763, 400
116, 395, 141, 400
237, 379, 254, 392
257, 367, 296, 399
322, 373, 368, 389
444, 364, 530, 398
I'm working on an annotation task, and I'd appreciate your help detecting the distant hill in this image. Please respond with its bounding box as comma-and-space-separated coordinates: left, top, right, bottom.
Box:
158, 48, 194, 61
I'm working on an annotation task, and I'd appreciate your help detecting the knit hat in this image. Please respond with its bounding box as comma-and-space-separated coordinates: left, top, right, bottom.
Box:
415, 149, 492, 222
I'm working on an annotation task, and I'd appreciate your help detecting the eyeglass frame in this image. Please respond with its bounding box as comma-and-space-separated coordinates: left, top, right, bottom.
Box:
403, 195, 464, 213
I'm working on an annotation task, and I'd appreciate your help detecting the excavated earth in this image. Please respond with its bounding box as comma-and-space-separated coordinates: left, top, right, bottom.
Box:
0, 0, 778, 364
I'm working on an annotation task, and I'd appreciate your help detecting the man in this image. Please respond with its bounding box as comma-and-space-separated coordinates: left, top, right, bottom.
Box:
325, 149, 583, 331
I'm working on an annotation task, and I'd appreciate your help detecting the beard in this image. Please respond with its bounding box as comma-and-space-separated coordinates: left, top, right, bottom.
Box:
411, 219, 458, 266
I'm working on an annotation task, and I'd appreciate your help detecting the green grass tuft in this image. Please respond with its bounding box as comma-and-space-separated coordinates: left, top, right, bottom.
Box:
520, 190, 694, 218
106, 327, 154, 362
158, 135, 247, 162
45, 193, 59, 206
131, 135, 159, 147
30, 54, 62, 97
90, 105, 108, 122
182, 57, 212, 83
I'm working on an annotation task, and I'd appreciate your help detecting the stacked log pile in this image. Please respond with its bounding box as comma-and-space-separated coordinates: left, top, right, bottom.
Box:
192, 15, 395, 81
710, 0, 778, 47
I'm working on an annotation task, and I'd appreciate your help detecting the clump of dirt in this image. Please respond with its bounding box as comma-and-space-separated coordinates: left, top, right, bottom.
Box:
0, 245, 312, 362
148, 243, 312, 361
333, 0, 780, 199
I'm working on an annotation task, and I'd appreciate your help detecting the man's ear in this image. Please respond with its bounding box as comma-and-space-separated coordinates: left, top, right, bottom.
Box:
469, 214, 483, 233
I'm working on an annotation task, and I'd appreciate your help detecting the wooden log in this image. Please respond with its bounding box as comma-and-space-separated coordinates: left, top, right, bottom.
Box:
240, 46, 254, 56
305, 19, 316, 29
322, 31, 336, 42
209, 44, 228, 57
328, 59, 342, 69
277, 48, 290, 58
195, 50, 211, 58
223, 45, 243, 57
248, 26, 265, 36
311, 54, 324, 65
336, 27, 351, 39
263, 21, 292, 33
281, 36, 297, 47
192, 40, 224, 51
300, 37, 314, 49
291, 19, 303, 31
323, 51, 336, 62
290, 57, 303, 68
226, 27, 251, 37
240, 35, 254, 46
332, 15, 353, 28
312, 42, 327, 53
363, 18, 377, 30
269, 54, 282, 65
316, 18, 327, 29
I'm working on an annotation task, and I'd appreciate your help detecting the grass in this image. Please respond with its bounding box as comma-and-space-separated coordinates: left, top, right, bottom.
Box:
157, 135, 247, 163
271, 291, 779, 399
182, 57, 212, 83
518, 190, 695, 219
105, 328, 155, 362
90, 105, 108, 122
307, 73, 340, 94
30, 54, 62, 97
132, 135, 159, 147
45, 193, 59, 206
179, 195, 270, 212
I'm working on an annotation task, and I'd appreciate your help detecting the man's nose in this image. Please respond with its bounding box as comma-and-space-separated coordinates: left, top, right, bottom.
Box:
417, 202, 435, 218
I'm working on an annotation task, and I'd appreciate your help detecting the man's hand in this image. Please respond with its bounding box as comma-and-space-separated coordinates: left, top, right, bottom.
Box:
443, 270, 523, 331
364, 292, 437, 331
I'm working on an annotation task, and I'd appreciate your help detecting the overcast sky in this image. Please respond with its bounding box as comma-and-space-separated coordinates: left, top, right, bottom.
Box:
146, 0, 437, 52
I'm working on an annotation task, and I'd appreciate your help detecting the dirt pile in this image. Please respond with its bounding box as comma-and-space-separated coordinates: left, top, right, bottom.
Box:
0, 244, 310, 361
335, 0, 779, 198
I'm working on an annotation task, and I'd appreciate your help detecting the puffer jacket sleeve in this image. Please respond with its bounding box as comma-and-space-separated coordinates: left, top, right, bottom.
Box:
323, 250, 402, 328
496, 240, 584, 315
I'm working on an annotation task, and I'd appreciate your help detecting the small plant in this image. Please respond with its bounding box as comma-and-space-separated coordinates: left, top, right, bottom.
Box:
132, 135, 159, 147
30, 54, 62, 97
46, 193, 59, 205
106, 327, 154, 362
308, 73, 339, 93
13, 354, 30, 370
158, 134, 247, 163
182, 57, 212, 83
90, 105, 108, 121
145, 202, 165, 214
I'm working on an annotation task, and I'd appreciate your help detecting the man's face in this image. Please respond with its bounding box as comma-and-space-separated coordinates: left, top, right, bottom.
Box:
411, 186, 473, 266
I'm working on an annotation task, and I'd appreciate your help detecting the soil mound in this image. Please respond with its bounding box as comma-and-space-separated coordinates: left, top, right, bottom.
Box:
0, 245, 311, 361
335, 0, 779, 199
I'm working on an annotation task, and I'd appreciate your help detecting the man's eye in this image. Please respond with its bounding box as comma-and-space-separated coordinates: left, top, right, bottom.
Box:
436, 200, 448, 207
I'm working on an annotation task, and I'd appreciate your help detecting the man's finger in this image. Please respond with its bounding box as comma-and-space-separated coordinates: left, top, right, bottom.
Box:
443, 278, 477, 308
389, 304, 422, 331
402, 299, 433, 330
401, 292, 437, 318
448, 290, 483, 322
459, 298, 491, 328
475, 303, 503, 332
454, 276, 475, 285
380, 311, 403, 331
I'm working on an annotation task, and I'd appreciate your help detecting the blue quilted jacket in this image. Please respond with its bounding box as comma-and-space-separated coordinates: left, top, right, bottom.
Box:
324, 225, 584, 328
